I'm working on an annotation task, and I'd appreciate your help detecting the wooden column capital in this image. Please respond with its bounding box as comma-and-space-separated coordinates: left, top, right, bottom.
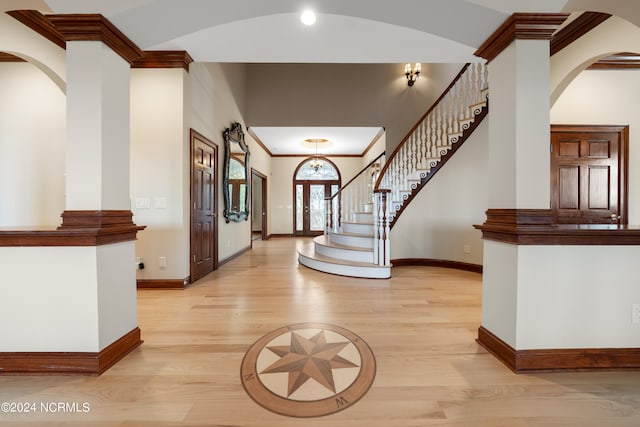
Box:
475, 13, 569, 62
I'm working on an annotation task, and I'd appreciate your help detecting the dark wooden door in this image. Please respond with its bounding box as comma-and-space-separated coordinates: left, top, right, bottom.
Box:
191, 130, 218, 282
550, 125, 628, 224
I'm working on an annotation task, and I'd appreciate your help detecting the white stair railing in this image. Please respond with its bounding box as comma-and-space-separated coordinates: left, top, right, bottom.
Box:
374, 62, 488, 222
369, 62, 489, 266
325, 153, 385, 234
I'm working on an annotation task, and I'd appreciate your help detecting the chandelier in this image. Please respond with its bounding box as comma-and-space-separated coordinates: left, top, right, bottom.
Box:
305, 138, 327, 172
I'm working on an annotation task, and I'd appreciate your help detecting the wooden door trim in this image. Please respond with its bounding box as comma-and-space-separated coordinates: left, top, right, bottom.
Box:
293, 180, 340, 236
551, 124, 629, 224
251, 168, 268, 241
190, 129, 218, 283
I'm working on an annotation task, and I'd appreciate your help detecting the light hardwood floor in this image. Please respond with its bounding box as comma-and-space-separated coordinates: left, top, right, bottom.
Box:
1, 237, 640, 426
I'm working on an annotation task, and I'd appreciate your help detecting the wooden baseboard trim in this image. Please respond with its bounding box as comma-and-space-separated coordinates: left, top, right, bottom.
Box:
0, 327, 142, 375
391, 258, 482, 273
477, 326, 640, 372
476, 326, 517, 372
270, 233, 294, 238
218, 245, 251, 266
137, 278, 190, 289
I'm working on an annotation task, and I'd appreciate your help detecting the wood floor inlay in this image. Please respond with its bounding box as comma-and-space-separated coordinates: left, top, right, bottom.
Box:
241, 322, 376, 417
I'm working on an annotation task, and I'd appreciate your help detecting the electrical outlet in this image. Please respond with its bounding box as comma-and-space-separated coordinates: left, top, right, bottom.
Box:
463, 244, 471, 254
633, 304, 640, 324
159, 256, 167, 268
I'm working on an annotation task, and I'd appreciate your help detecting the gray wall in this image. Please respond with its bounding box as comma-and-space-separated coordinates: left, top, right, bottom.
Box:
245, 63, 464, 153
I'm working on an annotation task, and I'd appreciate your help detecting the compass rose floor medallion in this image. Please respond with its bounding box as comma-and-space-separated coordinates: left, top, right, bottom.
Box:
241, 323, 376, 418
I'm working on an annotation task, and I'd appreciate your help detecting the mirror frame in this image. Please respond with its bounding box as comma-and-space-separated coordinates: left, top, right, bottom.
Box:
222, 122, 250, 223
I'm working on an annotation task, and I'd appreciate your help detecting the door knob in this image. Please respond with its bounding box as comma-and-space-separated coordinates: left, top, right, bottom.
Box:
611, 213, 620, 221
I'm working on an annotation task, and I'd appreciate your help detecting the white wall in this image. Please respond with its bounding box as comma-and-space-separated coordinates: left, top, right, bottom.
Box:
131, 68, 189, 280
517, 245, 640, 349
362, 132, 386, 167
551, 69, 640, 225
188, 63, 259, 261
270, 156, 365, 235
0, 62, 65, 227
391, 119, 489, 264
0, 5, 66, 92
0, 246, 99, 351
0, 242, 137, 352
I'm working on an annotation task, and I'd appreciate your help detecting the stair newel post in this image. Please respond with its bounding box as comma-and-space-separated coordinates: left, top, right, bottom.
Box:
373, 190, 380, 265
384, 190, 391, 266
334, 194, 340, 233
374, 189, 391, 266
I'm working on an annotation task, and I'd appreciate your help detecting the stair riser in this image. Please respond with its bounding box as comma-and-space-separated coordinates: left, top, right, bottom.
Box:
315, 243, 374, 263
342, 222, 374, 235
330, 233, 373, 249
353, 212, 373, 222
298, 254, 391, 279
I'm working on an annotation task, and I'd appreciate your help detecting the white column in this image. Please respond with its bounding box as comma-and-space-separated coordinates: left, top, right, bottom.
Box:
63, 40, 137, 352
487, 39, 551, 209
479, 17, 563, 350
65, 41, 131, 210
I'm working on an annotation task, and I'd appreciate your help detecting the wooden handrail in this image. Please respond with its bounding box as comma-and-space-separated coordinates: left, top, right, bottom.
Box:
327, 151, 386, 201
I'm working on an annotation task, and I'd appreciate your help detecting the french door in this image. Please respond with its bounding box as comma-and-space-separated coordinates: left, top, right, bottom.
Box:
295, 180, 339, 236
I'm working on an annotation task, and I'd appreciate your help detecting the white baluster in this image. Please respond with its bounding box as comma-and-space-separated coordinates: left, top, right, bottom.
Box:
383, 191, 391, 266
373, 191, 379, 264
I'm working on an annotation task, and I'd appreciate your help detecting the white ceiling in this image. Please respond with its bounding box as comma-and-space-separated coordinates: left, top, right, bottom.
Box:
43, 0, 571, 63
248, 127, 383, 156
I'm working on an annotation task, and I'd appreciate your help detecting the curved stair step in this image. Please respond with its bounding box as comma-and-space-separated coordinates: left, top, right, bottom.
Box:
297, 243, 391, 279
329, 230, 373, 248
341, 221, 373, 235
314, 235, 374, 263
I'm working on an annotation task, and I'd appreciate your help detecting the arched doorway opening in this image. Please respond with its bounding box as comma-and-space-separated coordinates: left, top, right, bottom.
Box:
293, 157, 341, 236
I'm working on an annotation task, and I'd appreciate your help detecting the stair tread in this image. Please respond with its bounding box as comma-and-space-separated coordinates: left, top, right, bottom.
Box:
298, 244, 387, 268
314, 235, 372, 252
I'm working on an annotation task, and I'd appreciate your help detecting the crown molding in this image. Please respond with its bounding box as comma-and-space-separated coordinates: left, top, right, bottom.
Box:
7, 10, 193, 70
132, 50, 193, 72
6, 9, 65, 49
46, 14, 143, 64
550, 12, 611, 56
475, 13, 569, 62
588, 52, 640, 70
0, 52, 26, 62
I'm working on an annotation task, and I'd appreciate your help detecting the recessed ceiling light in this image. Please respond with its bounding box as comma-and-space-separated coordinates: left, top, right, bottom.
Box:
300, 10, 316, 26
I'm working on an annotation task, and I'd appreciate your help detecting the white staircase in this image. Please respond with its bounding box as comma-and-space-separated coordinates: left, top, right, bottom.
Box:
297, 62, 489, 279
298, 203, 391, 279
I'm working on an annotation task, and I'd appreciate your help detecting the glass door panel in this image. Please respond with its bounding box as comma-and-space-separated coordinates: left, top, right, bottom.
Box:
309, 185, 326, 231
296, 184, 303, 232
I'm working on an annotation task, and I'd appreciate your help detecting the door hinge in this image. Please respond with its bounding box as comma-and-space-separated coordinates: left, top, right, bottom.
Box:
193, 254, 196, 262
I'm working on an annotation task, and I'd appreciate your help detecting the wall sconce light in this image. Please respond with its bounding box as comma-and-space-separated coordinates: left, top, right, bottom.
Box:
405, 63, 421, 86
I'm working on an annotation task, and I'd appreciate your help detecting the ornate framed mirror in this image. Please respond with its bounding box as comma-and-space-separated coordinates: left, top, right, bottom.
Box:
222, 122, 250, 222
